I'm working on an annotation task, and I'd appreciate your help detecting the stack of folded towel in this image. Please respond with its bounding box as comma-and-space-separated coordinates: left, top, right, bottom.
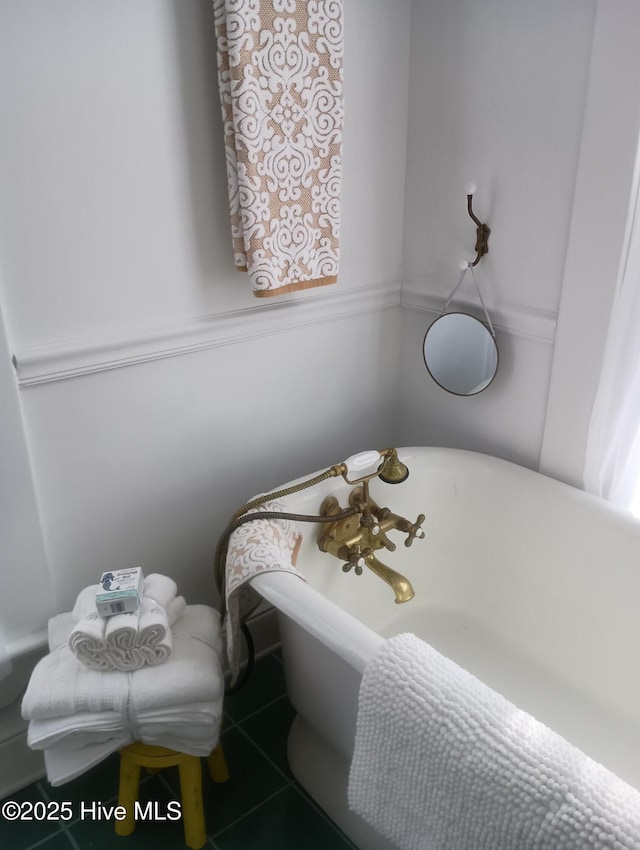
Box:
69, 573, 186, 672
22, 592, 224, 786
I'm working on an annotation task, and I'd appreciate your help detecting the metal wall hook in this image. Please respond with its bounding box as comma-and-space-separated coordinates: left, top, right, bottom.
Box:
465, 183, 490, 266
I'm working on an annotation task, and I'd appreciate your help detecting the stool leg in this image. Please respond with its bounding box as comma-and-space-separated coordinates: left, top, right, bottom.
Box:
116, 751, 140, 836
208, 743, 229, 783
177, 757, 206, 850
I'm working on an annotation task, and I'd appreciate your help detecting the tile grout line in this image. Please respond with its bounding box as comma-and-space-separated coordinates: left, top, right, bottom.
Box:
225, 690, 289, 726
209, 786, 290, 841
211, 680, 296, 842
234, 711, 295, 785
20, 831, 70, 850
289, 783, 359, 849
34, 781, 80, 850
232, 689, 358, 849
229, 695, 358, 846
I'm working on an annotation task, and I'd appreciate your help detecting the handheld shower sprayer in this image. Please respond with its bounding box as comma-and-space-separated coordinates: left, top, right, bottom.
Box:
339, 448, 409, 486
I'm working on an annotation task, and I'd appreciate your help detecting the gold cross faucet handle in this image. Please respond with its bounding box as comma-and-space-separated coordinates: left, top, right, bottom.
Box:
339, 545, 372, 575
403, 514, 426, 547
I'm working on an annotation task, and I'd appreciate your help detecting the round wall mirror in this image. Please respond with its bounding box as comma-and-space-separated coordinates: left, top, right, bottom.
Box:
423, 312, 499, 396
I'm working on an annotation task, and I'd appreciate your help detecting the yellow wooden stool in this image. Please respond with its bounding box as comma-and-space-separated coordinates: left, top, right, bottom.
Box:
115, 741, 229, 849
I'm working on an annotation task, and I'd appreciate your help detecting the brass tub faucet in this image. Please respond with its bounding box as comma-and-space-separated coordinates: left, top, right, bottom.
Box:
317, 462, 425, 604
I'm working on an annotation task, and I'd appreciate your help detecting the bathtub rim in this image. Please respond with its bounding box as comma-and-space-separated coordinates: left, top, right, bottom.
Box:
275, 445, 639, 520
250, 573, 383, 674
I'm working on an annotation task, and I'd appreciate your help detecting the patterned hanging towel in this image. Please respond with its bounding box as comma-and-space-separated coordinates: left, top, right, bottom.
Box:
213, 0, 344, 298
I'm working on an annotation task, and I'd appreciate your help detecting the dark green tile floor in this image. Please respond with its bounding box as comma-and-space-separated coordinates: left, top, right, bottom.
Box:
1, 653, 357, 849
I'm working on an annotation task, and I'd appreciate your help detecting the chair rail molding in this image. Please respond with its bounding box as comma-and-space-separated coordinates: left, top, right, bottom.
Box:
401, 279, 557, 343
13, 280, 402, 387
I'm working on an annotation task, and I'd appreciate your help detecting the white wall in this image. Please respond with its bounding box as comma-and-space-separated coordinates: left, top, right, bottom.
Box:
399, 0, 597, 470
0, 0, 411, 621
0, 304, 52, 645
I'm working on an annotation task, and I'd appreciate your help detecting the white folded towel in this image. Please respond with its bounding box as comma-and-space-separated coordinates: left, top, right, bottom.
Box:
23, 605, 222, 720
224, 500, 303, 684
45, 741, 128, 786
22, 604, 224, 786
348, 632, 640, 850
28, 702, 220, 753
68, 574, 186, 671
41, 706, 220, 786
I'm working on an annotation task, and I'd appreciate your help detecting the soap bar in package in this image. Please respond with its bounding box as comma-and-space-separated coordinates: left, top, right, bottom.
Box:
95, 567, 144, 617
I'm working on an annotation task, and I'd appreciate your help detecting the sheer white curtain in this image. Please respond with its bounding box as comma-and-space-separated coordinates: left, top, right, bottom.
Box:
583, 150, 640, 509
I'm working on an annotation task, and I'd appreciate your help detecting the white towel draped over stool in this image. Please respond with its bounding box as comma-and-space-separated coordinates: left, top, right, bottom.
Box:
22, 605, 224, 785
69, 573, 186, 671
348, 632, 640, 850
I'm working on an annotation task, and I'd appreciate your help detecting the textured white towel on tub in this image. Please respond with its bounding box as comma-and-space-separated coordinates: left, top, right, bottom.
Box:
348, 632, 640, 850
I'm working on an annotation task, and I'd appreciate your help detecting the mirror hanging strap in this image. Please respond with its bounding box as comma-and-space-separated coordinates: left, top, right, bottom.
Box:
441, 263, 496, 339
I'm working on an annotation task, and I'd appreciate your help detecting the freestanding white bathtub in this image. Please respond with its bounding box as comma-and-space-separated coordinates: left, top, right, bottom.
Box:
251, 447, 640, 850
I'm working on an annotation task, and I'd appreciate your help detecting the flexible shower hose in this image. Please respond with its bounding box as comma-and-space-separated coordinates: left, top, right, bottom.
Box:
214, 464, 356, 693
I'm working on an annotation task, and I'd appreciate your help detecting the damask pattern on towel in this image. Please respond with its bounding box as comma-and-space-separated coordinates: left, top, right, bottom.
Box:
214, 0, 344, 297
223, 500, 303, 684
